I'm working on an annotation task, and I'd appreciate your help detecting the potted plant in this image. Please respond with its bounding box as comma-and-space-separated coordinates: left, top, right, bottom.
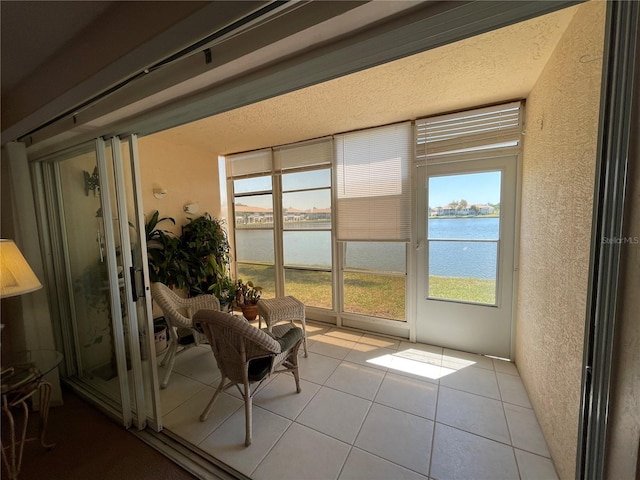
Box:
235, 279, 262, 320
180, 214, 231, 298
208, 263, 236, 312
145, 211, 184, 288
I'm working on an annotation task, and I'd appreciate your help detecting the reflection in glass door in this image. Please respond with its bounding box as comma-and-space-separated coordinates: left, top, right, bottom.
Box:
45, 137, 157, 428
56, 143, 131, 420
416, 157, 517, 358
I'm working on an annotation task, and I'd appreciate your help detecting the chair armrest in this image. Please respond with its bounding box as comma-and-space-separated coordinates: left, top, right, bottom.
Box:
265, 327, 303, 351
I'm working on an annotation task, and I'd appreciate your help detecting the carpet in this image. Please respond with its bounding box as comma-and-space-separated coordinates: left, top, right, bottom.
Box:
13, 387, 199, 480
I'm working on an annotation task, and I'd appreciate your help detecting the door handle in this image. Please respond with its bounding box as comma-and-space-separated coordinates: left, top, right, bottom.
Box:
129, 267, 146, 302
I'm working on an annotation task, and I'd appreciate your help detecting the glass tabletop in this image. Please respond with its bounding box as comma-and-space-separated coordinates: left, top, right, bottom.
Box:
1, 349, 63, 394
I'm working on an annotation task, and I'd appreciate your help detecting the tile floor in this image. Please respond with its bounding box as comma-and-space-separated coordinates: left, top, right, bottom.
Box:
158, 321, 558, 480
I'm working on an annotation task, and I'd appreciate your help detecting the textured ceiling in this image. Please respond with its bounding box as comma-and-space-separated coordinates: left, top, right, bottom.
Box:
152, 6, 578, 156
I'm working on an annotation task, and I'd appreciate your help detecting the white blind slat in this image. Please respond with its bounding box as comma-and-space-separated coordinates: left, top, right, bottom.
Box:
416, 101, 522, 159
227, 148, 272, 177
335, 122, 412, 242
274, 137, 332, 171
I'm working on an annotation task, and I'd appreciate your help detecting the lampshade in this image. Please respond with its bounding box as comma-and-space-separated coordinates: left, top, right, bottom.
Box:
0, 239, 42, 298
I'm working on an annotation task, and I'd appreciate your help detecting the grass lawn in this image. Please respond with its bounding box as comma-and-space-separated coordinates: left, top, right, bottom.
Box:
236, 264, 495, 319
429, 275, 496, 304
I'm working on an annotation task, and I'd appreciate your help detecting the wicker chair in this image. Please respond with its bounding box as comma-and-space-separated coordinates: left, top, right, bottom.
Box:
194, 309, 303, 446
150, 282, 220, 389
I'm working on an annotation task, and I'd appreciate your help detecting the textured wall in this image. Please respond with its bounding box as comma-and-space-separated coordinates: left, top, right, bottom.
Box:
516, 2, 605, 479
138, 135, 221, 236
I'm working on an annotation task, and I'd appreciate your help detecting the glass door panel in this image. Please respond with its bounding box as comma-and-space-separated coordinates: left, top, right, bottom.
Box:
416, 157, 517, 358
118, 135, 163, 431
56, 141, 131, 424
427, 171, 501, 305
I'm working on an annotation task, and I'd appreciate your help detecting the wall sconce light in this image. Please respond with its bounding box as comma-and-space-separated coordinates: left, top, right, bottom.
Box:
83, 167, 100, 196
184, 203, 199, 214
153, 187, 167, 199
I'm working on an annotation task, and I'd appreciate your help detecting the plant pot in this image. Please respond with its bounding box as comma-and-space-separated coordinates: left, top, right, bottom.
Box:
240, 304, 259, 321
154, 325, 168, 355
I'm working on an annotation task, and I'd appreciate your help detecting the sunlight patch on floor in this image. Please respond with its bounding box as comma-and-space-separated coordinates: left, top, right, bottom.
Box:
367, 348, 476, 380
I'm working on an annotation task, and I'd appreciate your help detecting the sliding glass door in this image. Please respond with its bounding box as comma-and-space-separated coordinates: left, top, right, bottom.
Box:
40, 137, 160, 429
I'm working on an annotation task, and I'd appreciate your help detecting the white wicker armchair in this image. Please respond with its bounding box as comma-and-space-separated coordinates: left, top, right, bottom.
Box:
194, 309, 303, 446
150, 282, 220, 388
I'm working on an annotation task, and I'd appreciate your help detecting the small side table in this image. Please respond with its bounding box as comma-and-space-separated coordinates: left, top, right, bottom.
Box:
257, 296, 308, 357
1, 349, 63, 480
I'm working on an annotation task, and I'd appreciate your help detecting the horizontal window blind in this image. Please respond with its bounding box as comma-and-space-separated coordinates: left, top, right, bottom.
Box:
335, 122, 412, 242
274, 137, 332, 171
226, 148, 272, 177
416, 101, 522, 159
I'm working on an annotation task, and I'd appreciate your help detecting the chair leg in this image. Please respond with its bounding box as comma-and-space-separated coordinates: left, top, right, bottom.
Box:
160, 338, 174, 367
200, 376, 226, 422
300, 319, 308, 357
243, 378, 252, 447
289, 351, 302, 393
160, 341, 178, 389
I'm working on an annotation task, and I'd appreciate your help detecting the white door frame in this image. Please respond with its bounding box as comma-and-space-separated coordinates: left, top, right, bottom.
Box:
415, 153, 518, 359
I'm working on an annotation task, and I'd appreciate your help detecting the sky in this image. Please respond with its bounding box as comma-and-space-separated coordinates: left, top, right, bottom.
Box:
234, 170, 502, 210
429, 171, 501, 207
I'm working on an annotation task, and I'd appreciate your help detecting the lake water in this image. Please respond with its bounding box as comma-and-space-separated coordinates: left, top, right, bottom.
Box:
235, 217, 500, 279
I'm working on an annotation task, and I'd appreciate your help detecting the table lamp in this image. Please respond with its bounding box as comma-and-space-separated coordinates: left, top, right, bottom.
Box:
0, 239, 43, 331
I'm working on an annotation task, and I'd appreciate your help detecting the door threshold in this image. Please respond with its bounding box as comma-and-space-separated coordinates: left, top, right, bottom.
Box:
133, 429, 249, 480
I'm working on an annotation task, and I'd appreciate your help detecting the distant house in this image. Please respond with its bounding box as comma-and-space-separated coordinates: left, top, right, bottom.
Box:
235, 204, 331, 223
474, 204, 496, 215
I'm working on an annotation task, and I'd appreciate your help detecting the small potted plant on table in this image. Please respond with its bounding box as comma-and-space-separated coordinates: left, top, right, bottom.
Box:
235, 279, 262, 320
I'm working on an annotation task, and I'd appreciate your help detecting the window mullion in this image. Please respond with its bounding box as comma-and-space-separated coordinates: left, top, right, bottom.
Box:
272, 173, 284, 297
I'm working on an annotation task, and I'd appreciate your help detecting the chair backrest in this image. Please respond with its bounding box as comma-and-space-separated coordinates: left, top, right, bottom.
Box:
151, 282, 220, 329
194, 310, 281, 382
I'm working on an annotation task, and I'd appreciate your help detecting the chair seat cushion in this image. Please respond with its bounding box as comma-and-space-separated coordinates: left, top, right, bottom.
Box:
248, 357, 272, 381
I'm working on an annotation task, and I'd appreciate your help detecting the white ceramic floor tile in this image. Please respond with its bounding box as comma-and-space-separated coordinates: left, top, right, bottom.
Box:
308, 335, 357, 360
439, 365, 501, 400
514, 449, 559, 480
398, 342, 443, 357
493, 358, 519, 376
326, 328, 363, 342
254, 373, 320, 420
344, 344, 395, 371
497, 372, 532, 407
355, 403, 433, 476
359, 334, 400, 350
436, 386, 511, 444
297, 386, 371, 444
172, 346, 222, 385
375, 373, 438, 420
442, 348, 495, 371
325, 361, 385, 400
431, 423, 519, 480
504, 403, 550, 457
198, 405, 291, 476
305, 322, 332, 339
159, 371, 209, 414
387, 349, 444, 384
339, 447, 428, 480
298, 352, 341, 385
252, 422, 351, 480
157, 324, 548, 480
164, 388, 242, 444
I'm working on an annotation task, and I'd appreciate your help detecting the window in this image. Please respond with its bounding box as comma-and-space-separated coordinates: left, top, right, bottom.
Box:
282, 170, 332, 308
335, 122, 412, 321
276, 139, 333, 309
228, 150, 276, 298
